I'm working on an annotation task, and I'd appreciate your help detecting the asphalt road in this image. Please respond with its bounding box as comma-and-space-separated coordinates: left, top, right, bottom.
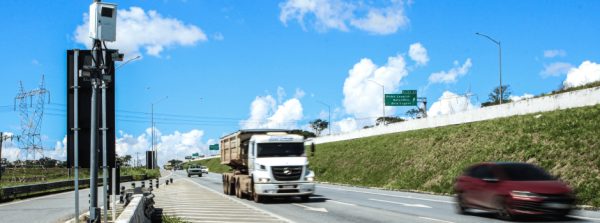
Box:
0, 171, 174, 223
174, 171, 600, 223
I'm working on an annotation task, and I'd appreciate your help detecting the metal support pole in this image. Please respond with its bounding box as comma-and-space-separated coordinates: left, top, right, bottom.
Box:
89, 79, 99, 223
499, 41, 503, 104
101, 80, 108, 223
151, 104, 154, 169
112, 168, 116, 222
73, 49, 80, 223
382, 86, 386, 125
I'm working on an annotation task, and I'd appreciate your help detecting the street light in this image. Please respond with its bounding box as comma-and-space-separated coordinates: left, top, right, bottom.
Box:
367, 79, 386, 125
475, 32, 503, 104
116, 55, 141, 70
316, 100, 331, 135
151, 96, 168, 169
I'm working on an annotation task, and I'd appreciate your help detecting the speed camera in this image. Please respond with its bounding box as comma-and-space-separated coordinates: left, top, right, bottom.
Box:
89, 2, 117, 42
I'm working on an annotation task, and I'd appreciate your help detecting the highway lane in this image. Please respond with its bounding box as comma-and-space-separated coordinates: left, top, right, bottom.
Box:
0, 171, 173, 223
174, 171, 600, 223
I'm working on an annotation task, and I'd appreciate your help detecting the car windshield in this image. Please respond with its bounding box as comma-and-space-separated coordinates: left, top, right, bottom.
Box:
499, 163, 555, 181
257, 143, 305, 157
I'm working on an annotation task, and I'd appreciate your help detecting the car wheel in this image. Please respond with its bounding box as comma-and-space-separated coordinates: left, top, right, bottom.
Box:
496, 197, 514, 221
300, 195, 310, 202
187, 174, 191, 177
456, 193, 468, 215
199, 173, 202, 177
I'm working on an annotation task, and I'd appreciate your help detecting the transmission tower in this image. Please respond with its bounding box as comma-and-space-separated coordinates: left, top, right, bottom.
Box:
14, 75, 50, 162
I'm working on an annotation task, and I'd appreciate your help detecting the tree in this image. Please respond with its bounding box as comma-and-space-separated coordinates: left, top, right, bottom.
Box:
117, 155, 133, 167
405, 109, 421, 119
168, 159, 183, 166
290, 130, 316, 139
482, 85, 512, 107
309, 119, 329, 136
376, 116, 405, 126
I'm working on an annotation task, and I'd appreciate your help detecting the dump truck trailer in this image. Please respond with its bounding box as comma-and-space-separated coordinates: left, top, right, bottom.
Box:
221, 129, 315, 203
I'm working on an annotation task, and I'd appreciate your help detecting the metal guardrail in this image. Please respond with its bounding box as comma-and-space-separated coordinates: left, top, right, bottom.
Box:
0, 175, 145, 201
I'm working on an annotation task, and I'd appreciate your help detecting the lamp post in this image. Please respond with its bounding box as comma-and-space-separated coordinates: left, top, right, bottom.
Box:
368, 80, 386, 125
475, 32, 503, 104
151, 96, 168, 169
316, 100, 331, 135
116, 55, 141, 70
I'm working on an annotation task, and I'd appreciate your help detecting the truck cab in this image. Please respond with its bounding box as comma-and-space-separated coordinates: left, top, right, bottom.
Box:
248, 133, 315, 200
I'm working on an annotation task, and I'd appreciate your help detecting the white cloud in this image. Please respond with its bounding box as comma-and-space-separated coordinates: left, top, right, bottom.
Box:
428, 58, 472, 84
75, 6, 207, 57
342, 54, 408, 121
115, 128, 214, 166
350, 1, 409, 35
241, 88, 304, 129
540, 62, 573, 77
334, 117, 358, 133
408, 42, 429, 66
543, 49, 566, 58
428, 91, 475, 117
509, 93, 534, 102
294, 88, 306, 99
279, 0, 409, 35
563, 61, 600, 88
279, 0, 352, 32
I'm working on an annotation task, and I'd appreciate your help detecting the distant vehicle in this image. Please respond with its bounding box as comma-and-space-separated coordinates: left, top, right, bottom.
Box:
187, 165, 203, 177
200, 166, 209, 174
221, 129, 315, 203
454, 162, 575, 220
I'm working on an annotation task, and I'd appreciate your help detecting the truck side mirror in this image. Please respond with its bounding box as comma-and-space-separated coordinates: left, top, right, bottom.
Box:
310, 143, 315, 157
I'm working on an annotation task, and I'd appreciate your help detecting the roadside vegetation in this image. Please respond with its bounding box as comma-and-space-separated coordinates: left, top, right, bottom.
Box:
1, 167, 159, 187
161, 214, 190, 223
183, 158, 230, 174
309, 104, 600, 207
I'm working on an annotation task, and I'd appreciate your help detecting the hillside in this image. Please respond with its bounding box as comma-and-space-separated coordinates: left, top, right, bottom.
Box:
311, 104, 600, 207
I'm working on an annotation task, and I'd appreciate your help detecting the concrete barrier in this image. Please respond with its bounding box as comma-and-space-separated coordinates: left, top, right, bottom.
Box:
312, 86, 600, 144
115, 194, 151, 223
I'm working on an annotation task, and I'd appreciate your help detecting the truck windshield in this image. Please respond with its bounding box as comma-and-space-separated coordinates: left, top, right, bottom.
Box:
257, 143, 305, 157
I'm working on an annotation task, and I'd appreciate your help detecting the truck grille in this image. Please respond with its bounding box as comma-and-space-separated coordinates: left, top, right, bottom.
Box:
271, 166, 303, 181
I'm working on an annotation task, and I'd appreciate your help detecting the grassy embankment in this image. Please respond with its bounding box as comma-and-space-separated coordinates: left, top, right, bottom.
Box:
0, 167, 160, 187
311, 104, 600, 207
192, 104, 600, 207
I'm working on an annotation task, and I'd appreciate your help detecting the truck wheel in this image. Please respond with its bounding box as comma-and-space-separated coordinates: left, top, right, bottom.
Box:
235, 181, 242, 198
222, 176, 229, 194
253, 191, 263, 203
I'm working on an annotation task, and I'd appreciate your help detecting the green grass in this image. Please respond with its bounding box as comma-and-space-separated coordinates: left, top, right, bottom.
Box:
161, 214, 190, 223
309, 104, 600, 207
538, 81, 600, 98
1, 167, 159, 187
184, 158, 230, 174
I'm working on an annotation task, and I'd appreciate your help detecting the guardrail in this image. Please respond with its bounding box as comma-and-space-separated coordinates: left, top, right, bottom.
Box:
0, 175, 148, 201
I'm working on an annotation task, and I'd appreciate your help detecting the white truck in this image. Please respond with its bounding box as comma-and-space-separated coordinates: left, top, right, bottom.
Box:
221, 129, 315, 203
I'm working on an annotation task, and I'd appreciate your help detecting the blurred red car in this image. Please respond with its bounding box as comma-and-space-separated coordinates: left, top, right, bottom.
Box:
454, 162, 575, 220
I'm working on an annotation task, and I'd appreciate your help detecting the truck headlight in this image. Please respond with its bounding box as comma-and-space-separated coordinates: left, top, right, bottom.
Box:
306, 177, 314, 182
258, 178, 270, 183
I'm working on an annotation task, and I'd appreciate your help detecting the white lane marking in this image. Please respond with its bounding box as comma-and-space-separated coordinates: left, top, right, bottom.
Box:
369, 198, 432, 208
183, 178, 294, 223
291, 203, 329, 213
326, 200, 356, 206
418, 216, 455, 223
570, 215, 600, 222
319, 185, 455, 204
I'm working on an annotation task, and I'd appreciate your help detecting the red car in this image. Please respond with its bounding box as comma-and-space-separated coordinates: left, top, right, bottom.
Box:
454, 162, 575, 220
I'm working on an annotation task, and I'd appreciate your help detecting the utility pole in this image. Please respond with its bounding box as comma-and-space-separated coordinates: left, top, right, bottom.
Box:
476, 32, 503, 104
368, 80, 386, 125
151, 96, 167, 169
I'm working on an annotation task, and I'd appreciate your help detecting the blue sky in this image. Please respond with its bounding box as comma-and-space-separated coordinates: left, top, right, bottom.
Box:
1, 0, 599, 163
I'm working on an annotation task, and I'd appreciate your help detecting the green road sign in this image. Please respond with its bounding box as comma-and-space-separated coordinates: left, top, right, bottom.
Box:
402, 90, 417, 94
385, 93, 417, 106
192, 153, 199, 157
209, 144, 219, 150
